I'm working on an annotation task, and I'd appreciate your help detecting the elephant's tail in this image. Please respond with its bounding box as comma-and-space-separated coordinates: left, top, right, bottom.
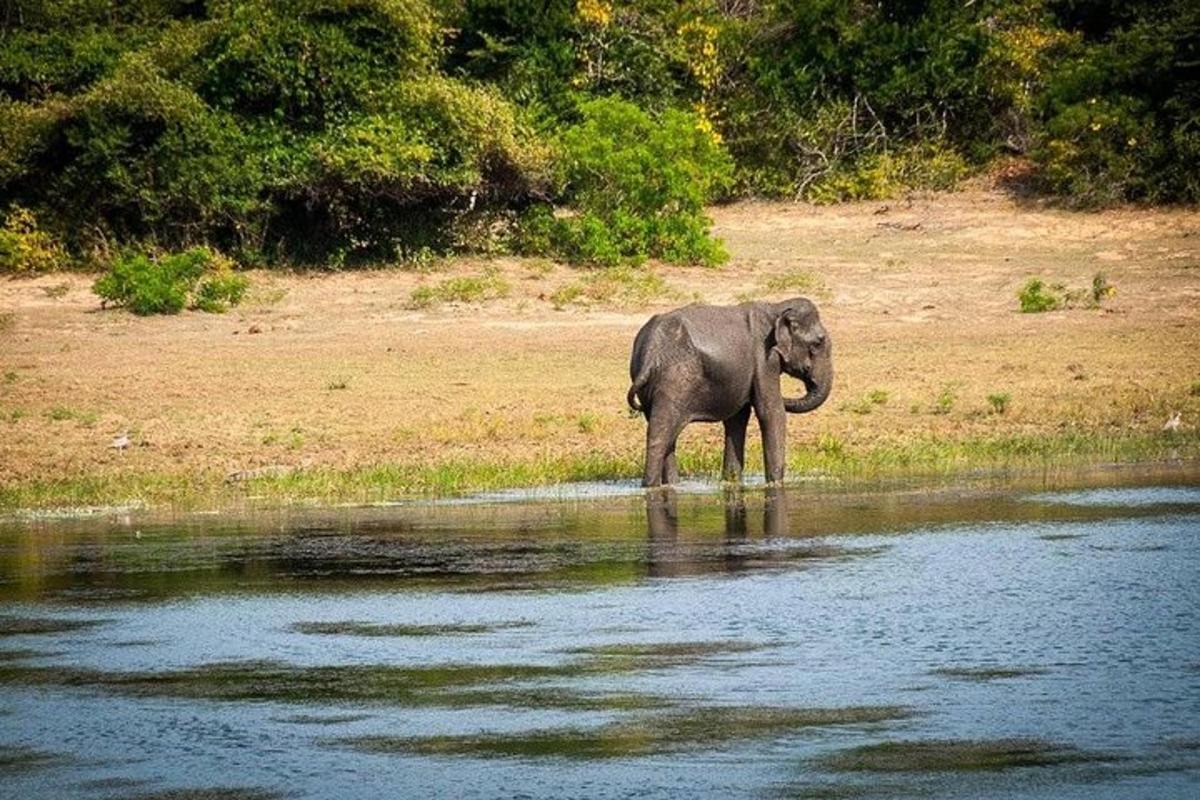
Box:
626, 381, 644, 413
627, 373, 650, 413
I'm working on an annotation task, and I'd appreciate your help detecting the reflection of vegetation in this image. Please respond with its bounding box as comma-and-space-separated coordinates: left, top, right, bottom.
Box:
347, 705, 913, 760
290, 621, 530, 637
931, 666, 1048, 681
821, 739, 1109, 772
0, 616, 104, 637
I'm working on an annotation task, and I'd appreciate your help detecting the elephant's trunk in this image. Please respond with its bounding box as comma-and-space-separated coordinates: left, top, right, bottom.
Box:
784, 353, 832, 414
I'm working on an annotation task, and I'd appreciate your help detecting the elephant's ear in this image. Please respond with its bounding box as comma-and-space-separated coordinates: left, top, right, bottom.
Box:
772, 311, 794, 361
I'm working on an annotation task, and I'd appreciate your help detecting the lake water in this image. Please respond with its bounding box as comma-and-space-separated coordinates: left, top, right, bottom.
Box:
2, 466, 1198, 799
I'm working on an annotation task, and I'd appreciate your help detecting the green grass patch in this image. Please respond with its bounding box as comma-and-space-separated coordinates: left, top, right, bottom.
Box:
407, 269, 509, 309
1, 430, 1196, 513
550, 265, 673, 309
820, 739, 1112, 772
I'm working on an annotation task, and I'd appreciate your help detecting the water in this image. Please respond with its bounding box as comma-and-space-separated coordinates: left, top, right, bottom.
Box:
1, 467, 1198, 799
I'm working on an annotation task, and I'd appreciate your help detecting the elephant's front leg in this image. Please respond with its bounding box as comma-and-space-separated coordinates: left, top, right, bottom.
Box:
721, 405, 751, 482
753, 393, 787, 484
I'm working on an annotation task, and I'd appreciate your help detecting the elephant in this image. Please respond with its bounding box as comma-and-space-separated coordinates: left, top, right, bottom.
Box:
627, 298, 833, 487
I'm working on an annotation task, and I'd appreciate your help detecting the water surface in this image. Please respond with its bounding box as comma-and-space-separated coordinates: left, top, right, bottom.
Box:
2, 466, 1198, 798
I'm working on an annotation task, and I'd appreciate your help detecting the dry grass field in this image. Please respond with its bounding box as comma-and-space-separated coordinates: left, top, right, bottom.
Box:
2, 188, 1198, 509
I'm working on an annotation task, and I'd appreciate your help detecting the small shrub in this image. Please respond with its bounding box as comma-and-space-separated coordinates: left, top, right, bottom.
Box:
987, 392, 1011, 414
93, 247, 248, 315
1189, 381, 1200, 397
1090, 273, 1115, 305
0, 207, 66, 273
1018, 279, 1060, 313
1020, 273, 1114, 314
933, 385, 957, 415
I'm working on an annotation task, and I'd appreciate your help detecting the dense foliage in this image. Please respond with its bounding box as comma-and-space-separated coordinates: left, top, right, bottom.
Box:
0, 0, 1195, 273
94, 246, 248, 314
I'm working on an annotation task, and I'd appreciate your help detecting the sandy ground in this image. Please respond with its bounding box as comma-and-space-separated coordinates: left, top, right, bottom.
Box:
2, 188, 1199, 490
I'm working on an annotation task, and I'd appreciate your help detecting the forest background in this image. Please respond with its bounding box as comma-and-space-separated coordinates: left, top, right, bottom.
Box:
2, 0, 1197, 274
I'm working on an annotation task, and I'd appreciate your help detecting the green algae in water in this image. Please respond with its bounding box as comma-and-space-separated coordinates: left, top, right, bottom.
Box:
930, 666, 1048, 681
0, 616, 105, 637
346, 705, 915, 760
290, 620, 531, 637
113, 790, 284, 800
0, 659, 672, 711
567, 640, 772, 672
821, 739, 1111, 773
566, 641, 767, 658
428, 687, 676, 712
0, 744, 64, 774
0, 660, 572, 704
0, 647, 54, 662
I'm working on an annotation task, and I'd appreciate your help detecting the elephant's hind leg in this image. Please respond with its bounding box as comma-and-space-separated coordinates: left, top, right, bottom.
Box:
721, 405, 751, 482
663, 443, 679, 485
643, 405, 687, 487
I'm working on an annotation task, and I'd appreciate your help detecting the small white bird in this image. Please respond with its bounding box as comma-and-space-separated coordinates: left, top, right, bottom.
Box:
1163, 412, 1182, 432
110, 432, 130, 450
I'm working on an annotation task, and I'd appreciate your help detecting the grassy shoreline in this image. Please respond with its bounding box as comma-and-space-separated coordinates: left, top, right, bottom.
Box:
3, 429, 1196, 514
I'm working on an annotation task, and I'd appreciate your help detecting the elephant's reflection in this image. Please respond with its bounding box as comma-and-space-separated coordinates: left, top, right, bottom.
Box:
645, 486, 790, 577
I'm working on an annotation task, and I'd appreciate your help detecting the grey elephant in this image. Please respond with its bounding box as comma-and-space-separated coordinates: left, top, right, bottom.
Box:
627, 298, 833, 487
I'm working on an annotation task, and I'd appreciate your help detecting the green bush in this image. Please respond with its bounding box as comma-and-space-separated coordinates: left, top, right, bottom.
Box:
94, 247, 248, 315
537, 97, 733, 266
1018, 278, 1060, 313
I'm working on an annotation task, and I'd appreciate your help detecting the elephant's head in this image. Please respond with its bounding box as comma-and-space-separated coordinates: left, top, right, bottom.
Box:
770, 299, 833, 414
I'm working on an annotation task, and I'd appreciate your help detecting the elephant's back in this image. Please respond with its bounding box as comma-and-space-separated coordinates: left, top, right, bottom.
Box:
630, 312, 694, 380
